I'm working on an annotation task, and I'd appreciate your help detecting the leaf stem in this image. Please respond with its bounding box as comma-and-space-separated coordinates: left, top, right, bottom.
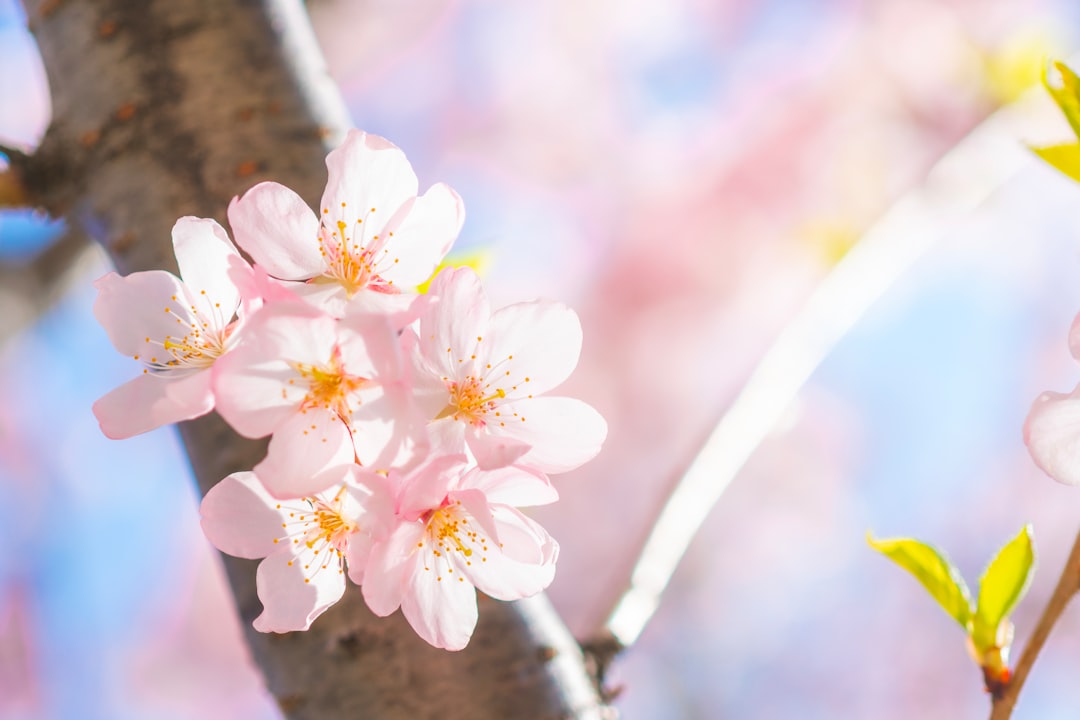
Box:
989, 526, 1080, 719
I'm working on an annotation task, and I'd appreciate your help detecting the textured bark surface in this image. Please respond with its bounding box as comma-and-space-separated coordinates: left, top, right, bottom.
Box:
22, 1, 610, 717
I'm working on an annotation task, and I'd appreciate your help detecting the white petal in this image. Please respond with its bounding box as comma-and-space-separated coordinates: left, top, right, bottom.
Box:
458, 504, 558, 602
255, 411, 356, 498
418, 267, 490, 378
199, 472, 289, 559
320, 130, 418, 243
252, 550, 345, 632
457, 465, 558, 508
465, 429, 530, 470
380, 182, 464, 288
93, 370, 213, 439
93, 270, 189, 357
229, 182, 323, 281
483, 300, 582, 398
400, 547, 478, 651
172, 216, 244, 319
362, 521, 425, 617
489, 397, 606, 474
211, 303, 336, 438
1025, 386, 1080, 485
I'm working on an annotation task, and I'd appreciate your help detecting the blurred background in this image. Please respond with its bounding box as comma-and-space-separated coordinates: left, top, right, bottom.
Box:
4, 0, 1080, 717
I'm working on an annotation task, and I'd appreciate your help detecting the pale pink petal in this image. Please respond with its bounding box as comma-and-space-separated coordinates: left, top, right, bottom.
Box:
465, 429, 531, 470
345, 291, 429, 329
1069, 312, 1080, 363
457, 504, 557, 602
396, 455, 469, 518
229, 182, 323, 280
1025, 386, 1080, 485
482, 300, 582, 397
344, 533, 377, 586
418, 268, 490, 378
337, 313, 403, 381
400, 549, 478, 651
93, 370, 213, 439
199, 472, 288, 559
93, 270, 189, 357
426, 416, 468, 458
380, 183, 464, 288
362, 521, 425, 617
211, 303, 335, 437
342, 467, 398, 539
288, 280, 350, 318
350, 381, 428, 470
488, 397, 606, 474
255, 411, 356, 498
340, 466, 400, 584
457, 465, 558, 507
320, 130, 418, 238
172, 216, 243, 316
252, 550, 345, 632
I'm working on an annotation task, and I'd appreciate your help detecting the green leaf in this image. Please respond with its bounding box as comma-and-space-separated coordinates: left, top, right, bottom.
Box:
1044, 61, 1080, 140
1032, 143, 1080, 183
868, 533, 972, 629
972, 525, 1036, 653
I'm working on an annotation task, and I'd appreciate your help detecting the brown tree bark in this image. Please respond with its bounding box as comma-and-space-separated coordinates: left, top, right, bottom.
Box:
20, 1, 610, 717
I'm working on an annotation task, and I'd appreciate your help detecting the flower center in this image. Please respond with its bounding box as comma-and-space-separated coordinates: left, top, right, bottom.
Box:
437, 376, 505, 425
275, 486, 356, 582
136, 294, 237, 376
316, 219, 397, 298
423, 501, 489, 564
293, 349, 367, 420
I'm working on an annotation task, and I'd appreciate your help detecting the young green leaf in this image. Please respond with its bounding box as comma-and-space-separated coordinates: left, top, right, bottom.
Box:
1044, 61, 1080, 140
868, 533, 972, 629
1032, 143, 1080, 183
972, 525, 1036, 654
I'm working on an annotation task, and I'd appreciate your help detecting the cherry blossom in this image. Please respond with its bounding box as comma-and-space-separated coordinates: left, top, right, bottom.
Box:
1025, 313, 1080, 485
212, 300, 426, 498
362, 456, 559, 650
407, 267, 607, 472
92, 216, 248, 438
200, 468, 395, 632
227, 129, 464, 320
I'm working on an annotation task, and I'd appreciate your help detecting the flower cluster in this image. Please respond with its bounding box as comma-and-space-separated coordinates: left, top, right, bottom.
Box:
92, 130, 606, 650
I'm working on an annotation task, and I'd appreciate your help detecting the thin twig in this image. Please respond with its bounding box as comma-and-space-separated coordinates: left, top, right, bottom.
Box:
989, 527, 1080, 719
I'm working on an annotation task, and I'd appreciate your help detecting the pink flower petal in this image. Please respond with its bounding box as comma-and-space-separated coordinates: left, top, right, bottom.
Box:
93, 270, 190, 358
382, 182, 464, 288
93, 370, 213, 439
396, 455, 469, 518
229, 181, 323, 281
362, 521, 425, 617
465, 429, 531, 470
400, 547, 478, 651
419, 268, 490, 378
252, 550, 345, 633
457, 465, 558, 507
1025, 386, 1080, 485
255, 411, 356, 498
320, 130, 419, 240
171, 216, 243, 317
199, 472, 288, 559
211, 303, 335, 438
457, 505, 557, 602
350, 381, 428, 470
489, 397, 607, 474
483, 300, 582, 397
1069, 312, 1080, 363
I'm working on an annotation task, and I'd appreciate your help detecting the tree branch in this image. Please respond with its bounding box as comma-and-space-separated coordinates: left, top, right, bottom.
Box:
24, 0, 608, 717
989, 527, 1080, 720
